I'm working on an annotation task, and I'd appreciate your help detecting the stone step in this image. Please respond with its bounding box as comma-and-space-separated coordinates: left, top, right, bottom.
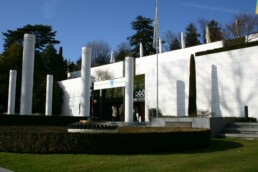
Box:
231, 122, 258, 128
224, 126, 258, 134
220, 122, 258, 139
220, 133, 258, 139
225, 127, 258, 133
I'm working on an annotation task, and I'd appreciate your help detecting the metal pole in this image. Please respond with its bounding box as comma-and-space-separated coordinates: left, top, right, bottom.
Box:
244, 105, 248, 122
156, 46, 159, 118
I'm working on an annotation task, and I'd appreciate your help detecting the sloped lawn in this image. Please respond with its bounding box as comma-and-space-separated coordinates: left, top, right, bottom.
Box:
0, 138, 257, 172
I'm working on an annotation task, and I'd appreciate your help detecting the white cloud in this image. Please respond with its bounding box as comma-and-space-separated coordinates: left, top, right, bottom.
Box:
179, 3, 240, 14
43, 0, 60, 19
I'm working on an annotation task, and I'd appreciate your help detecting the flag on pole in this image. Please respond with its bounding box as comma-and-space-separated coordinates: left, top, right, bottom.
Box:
205, 25, 211, 43
153, 0, 158, 49
256, 0, 258, 14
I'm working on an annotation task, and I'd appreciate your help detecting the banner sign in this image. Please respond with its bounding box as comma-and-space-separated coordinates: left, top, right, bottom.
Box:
94, 78, 126, 90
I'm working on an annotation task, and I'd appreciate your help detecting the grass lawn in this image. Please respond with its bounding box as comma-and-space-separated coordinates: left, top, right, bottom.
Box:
0, 138, 257, 172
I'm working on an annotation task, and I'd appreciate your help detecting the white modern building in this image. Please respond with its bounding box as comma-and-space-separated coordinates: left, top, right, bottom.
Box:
59, 39, 258, 121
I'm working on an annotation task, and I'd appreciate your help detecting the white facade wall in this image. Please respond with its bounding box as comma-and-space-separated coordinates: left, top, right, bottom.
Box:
196, 46, 258, 118
60, 42, 258, 119
59, 62, 123, 116
136, 41, 224, 119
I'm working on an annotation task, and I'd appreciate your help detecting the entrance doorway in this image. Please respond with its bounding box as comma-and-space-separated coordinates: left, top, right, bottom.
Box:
134, 101, 145, 122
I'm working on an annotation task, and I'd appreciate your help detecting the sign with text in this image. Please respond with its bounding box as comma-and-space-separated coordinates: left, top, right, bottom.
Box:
94, 78, 126, 90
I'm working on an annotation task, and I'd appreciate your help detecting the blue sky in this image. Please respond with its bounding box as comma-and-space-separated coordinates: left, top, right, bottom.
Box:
0, 0, 256, 62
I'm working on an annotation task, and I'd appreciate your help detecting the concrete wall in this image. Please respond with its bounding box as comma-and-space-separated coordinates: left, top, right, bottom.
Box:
151, 117, 234, 137
196, 46, 258, 118
59, 42, 258, 119
141, 41, 223, 119
59, 62, 123, 116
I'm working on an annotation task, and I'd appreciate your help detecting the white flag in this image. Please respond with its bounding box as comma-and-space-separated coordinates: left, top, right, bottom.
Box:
153, 0, 158, 49
205, 25, 211, 44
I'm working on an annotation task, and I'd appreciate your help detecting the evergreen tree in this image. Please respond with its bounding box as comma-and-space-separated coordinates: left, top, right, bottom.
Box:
2, 24, 60, 51
198, 19, 223, 43
41, 45, 66, 80
188, 54, 197, 117
208, 20, 223, 42
127, 16, 155, 57
0, 44, 23, 113
0, 25, 65, 114
171, 37, 181, 50
115, 42, 131, 62
185, 23, 201, 47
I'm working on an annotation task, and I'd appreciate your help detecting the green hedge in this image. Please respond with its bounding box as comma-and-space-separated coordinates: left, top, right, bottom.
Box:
196, 40, 258, 56
232, 117, 257, 122
0, 115, 87, 126
0, 126, 210, 154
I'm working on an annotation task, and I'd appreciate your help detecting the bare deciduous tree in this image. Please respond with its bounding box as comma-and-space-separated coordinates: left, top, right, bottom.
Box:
223, 14, 258, 42
94, 69, 113, 81
86, 40, 111, 67
163, 31, 181, 51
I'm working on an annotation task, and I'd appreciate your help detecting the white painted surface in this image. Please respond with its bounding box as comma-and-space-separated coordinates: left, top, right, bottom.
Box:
181, 32, 185, 49
94, 78, 125, 90
60, 41, 258, 120
159, 37, 163, 53
80, 47, 92, 117
45, 75, 53, 116
20, 34, 35, 115
140, 42, 143, 57
196, 46, 258, 118
7, 70, 17, 114
125, 57, 134, 122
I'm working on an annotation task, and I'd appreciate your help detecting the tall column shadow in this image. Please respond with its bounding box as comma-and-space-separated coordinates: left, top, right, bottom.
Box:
211, 65, 221, 116
177, 80, 185, 116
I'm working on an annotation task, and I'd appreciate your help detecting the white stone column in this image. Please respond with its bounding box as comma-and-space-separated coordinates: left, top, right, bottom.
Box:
20, 34, 35, 115
159, 37, 163, 53
80, 47, 92, 117
45, 75, 53, 116
181, 32, 185, 49
110, 51, 115, 63
125, 57, 134, 122
139, 42, 143, 57
7, 70, 17, 114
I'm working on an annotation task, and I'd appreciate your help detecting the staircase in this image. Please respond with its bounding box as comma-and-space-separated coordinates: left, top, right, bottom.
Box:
221, 122, 258, 139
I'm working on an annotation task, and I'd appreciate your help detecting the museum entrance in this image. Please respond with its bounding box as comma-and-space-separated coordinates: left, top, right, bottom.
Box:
91, 74, 145, 122
133, 88, 145, 122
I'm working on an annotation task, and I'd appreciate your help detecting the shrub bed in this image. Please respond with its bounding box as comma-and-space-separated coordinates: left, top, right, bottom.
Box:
195, 40, 258, 56
0, 115, 87, 126
0, 126, 210, 154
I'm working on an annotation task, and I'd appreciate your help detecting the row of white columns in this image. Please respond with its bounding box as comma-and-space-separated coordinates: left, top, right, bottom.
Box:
7, 34, 53, 116
7, 70, 53, 116
7, 33, 134, 122
80, 47, 134, 122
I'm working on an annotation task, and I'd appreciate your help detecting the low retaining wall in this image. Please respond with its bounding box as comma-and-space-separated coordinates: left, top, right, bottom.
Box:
151, 117, 234, 137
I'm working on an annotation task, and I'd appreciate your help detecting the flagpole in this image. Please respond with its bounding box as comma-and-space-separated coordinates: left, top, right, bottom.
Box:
156, 44, 159, 118
153, 0, 159, 118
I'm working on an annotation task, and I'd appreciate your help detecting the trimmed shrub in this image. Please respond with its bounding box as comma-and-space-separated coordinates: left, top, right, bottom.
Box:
188, 54, 197, 117
0, 126, 210, 154
0, 115, 87, 126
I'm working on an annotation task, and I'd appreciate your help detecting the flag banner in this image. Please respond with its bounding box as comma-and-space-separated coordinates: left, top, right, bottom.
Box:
256, 0, 258, 14
153, 0, 158, 49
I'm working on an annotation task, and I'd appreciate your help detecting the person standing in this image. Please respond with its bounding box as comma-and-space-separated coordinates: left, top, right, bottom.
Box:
119, 104, 124, 121
112, 105, 117, 121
